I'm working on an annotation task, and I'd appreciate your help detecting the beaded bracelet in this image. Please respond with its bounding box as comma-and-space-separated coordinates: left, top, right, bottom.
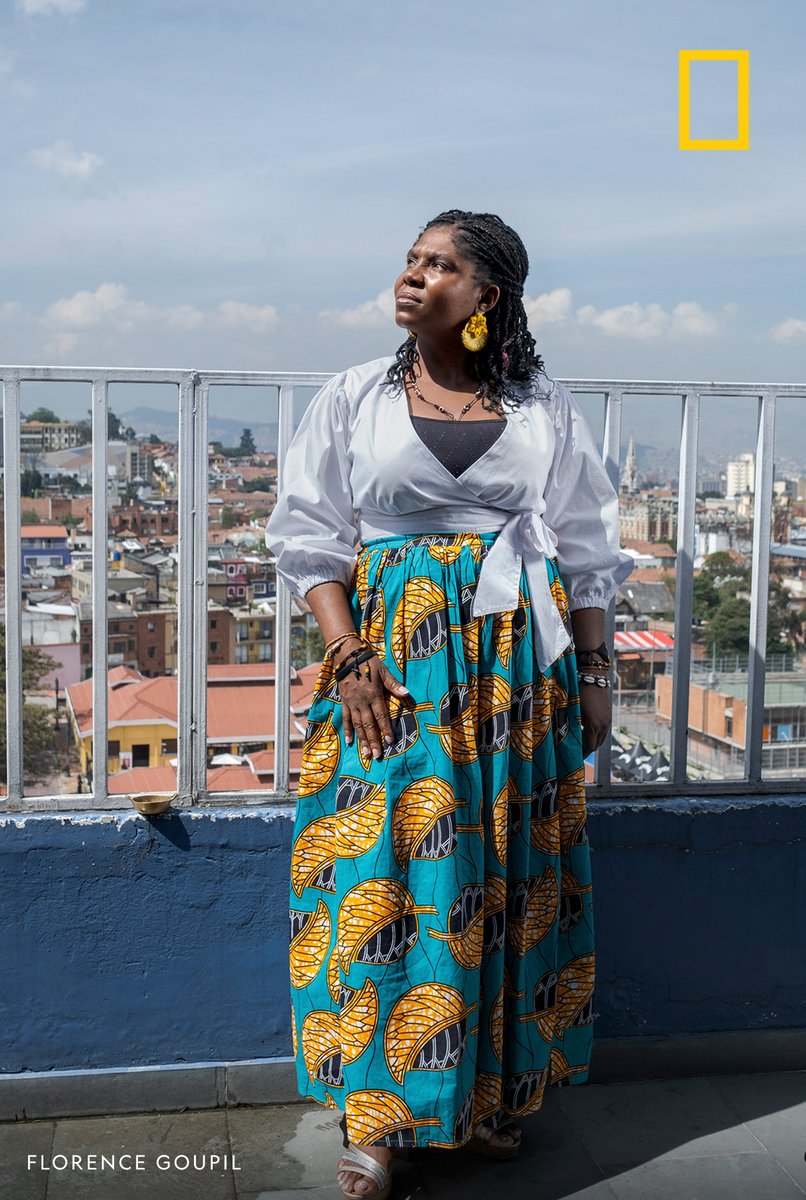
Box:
324, 631, 363, 661
578, 672, 612, 688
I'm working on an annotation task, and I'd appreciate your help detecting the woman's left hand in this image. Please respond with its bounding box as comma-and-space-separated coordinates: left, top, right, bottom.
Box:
579, 684, 612, 758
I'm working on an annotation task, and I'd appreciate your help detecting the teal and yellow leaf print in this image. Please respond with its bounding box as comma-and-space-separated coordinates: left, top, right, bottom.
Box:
288, 531, 594, 1148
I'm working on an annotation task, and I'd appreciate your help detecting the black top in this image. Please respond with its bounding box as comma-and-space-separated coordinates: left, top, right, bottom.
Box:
410, 416, 506, 477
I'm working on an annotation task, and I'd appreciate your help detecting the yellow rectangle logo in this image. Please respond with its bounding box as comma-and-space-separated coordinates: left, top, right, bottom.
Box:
679, 50, 750, 150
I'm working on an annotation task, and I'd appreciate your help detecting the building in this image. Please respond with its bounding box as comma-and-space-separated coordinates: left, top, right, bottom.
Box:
76, 601, 139, 677
20, 525, 71, 575
20, 420, 82, 452
620, 434, 638, 494
726, 453, 755, 498
126, 446, 155, 485
65, 661, 312, 778
109, 503, 177, 537
75, 601, 236, 680
619, 496, 678, 543
656, 671, 806, 774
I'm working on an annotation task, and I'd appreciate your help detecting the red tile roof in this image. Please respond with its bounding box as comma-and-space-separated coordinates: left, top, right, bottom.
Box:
107, 764, 266, 794
20, 525, 69, 538
67, 662, 314, 739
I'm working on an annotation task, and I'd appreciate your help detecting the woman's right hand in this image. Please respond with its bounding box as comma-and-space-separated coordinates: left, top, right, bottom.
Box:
336, 641, 410, 760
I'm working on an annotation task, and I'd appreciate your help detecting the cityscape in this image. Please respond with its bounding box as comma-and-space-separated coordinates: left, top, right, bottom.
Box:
2, 400, 806, 802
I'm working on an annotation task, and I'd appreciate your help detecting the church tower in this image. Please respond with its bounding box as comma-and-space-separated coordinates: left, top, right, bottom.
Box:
622, 434, 638, 494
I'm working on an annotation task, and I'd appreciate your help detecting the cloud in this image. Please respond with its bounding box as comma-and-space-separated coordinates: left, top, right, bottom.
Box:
0, 46, 14, 74
27, 139, 103, 180
41, 283, 280, 347
527, 289, 728, 340
322, 284, 728, 342
16, 0, 87, 13
218, 300, 278, 335
523, 287, 574, 326
770, 317, 806, 343
320, 287, 395, 329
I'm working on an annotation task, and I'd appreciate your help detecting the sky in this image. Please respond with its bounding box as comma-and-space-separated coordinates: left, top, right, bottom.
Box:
1, 0, 805, 436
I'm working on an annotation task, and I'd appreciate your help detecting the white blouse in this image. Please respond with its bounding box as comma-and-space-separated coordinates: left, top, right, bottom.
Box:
265, 356, 633, 670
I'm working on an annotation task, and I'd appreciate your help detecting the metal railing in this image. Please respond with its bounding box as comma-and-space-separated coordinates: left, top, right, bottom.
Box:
2, 366, 805, 811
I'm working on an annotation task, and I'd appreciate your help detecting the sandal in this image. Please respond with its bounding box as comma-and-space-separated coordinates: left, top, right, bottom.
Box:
467, 1121, 522, 1160
337, 1143, 393, 1200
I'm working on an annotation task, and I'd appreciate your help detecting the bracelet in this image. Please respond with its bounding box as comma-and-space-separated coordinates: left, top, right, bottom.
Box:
334, 646, 377, 682
578, 672, 612, 688
324, 631, 362, 660
577, 642, 611, 668
334, 638, 370, 671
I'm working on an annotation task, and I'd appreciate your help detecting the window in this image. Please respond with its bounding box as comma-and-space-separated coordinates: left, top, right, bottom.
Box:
147, 646, 156, 658
211, 619, 217, 630
235, 646, 248, 664
147, 621, 155, 632
107, 740, 120, 757
132, 744, 150, 768
161, 738, 178, 755
127, 639, 136, 651
210, 641, 218, 652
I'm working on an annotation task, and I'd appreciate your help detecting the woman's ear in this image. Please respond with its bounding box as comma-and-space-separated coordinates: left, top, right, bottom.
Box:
479, 284, 501, 313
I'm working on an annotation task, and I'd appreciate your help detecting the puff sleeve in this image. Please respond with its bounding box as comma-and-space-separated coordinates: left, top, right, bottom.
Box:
541, 380, 634, 610
264, 373, 359, 598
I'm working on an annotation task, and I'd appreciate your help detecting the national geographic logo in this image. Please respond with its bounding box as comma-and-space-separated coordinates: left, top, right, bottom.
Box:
679, 50, 750, 151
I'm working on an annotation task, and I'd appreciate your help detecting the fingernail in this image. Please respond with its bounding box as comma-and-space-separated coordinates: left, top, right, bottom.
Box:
384, 735, 393, 747
372, 747, 382, 760
398, 685, 411, 694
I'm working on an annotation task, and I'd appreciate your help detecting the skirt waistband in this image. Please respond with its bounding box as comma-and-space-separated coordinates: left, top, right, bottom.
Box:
360, 531, 500, 549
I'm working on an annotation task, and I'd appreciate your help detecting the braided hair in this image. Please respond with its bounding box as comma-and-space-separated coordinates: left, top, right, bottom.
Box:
386, 210, 545, 414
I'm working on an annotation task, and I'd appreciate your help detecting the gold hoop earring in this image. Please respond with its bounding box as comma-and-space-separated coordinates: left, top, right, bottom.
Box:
461, 310, 488, 352
407, 330, 417, 339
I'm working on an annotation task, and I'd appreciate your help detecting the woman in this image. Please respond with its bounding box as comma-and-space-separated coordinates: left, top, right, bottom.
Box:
266, 210, 632, 1200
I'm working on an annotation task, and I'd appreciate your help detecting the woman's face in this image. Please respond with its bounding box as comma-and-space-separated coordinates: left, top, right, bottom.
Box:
393, 226, 497, 340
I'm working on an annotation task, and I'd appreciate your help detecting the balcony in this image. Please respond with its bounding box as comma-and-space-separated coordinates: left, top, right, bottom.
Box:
2, 366, 805, 1194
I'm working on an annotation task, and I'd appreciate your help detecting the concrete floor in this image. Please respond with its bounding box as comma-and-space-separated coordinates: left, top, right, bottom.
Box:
2, 1071, 805, 1200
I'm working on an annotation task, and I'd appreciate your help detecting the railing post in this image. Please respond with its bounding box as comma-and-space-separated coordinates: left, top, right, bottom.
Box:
670, 391, 699, 784
176, 373, 198, 804
272, 383, 294, 798
594, 389, 622, 787
2, 376, 24, 804
745, 392, 776, 782
91, 378, 110, 806
192, 378, 210, 800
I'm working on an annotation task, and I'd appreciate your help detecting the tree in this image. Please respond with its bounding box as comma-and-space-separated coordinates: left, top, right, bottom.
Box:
0, 629, 60, 783
25, 406, 60, 424
692, 573, 720, 624
239, 428, 257, 456
21, 468, 43, 497
220, 505, 237, 529
148, 433, 162, 445
705, 591, 795, 658
21, 510, 42, 524
700, 552, 749, 592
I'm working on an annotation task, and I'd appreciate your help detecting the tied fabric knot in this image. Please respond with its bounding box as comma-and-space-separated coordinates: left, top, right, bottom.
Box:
471, 511, 572, 671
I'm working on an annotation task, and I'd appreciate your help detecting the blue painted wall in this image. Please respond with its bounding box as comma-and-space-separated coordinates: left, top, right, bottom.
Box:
1, 796, 804, 1073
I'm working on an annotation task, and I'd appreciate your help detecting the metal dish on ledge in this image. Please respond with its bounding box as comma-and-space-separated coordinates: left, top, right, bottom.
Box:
130, 792, 176, 815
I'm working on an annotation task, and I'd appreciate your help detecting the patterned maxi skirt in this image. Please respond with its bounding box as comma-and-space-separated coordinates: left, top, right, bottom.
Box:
288, 531, 594, 1149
